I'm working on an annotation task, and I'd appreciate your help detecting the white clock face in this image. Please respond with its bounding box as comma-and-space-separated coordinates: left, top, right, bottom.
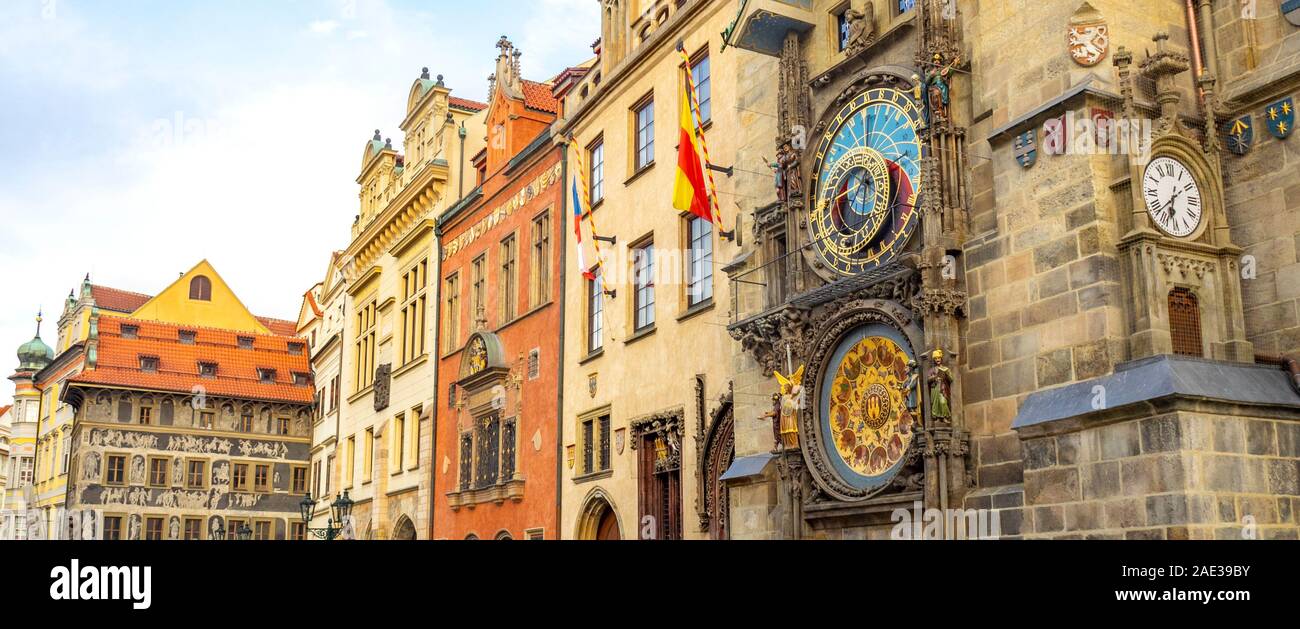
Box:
1142, 156, 1203, 238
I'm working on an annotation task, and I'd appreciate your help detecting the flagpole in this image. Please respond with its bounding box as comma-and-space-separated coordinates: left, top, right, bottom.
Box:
676, 44, 733, 241
571, 136, 614, 296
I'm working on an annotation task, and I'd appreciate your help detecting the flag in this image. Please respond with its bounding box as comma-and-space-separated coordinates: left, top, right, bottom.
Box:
672, 69, 713, 223
571, 178, 595, 281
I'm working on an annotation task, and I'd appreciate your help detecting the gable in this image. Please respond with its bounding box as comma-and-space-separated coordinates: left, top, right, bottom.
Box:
126, 260, 273, 335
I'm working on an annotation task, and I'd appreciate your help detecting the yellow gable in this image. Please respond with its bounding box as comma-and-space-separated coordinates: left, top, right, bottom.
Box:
127, 260, 272, 334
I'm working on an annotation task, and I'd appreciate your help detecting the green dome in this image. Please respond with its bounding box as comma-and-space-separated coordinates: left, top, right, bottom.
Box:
17, 335, 53, 371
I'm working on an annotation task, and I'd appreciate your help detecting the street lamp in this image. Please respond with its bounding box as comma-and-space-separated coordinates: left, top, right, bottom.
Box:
209, 522, 253, 541
298, 490, 354, 540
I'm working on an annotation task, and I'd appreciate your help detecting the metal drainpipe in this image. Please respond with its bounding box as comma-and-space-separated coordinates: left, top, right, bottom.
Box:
1197, 0, 1219, 78
555, 139, 569, 540
1186, 0, 1206, 101
458, 122, 468, 197
430, 226, 444, 540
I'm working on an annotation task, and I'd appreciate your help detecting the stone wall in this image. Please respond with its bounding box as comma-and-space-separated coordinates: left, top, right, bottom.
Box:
1020, 408, 1300, 539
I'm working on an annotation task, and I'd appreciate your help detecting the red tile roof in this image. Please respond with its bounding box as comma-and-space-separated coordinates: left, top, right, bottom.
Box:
522, 80, 559, 114
257, 317, 299, 337
70, 317, 313, 404
0, 405, 11, 418
450, 96, 488, 112
91, 285, 152, 313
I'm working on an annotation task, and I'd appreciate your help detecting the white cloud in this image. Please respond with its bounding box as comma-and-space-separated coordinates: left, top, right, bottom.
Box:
309, 20, 341, 35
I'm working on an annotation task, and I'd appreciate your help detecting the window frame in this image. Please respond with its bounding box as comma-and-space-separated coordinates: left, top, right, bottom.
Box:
587, 267, 605, 354
500, 232, 519, 323
632, 94, 656, 173
684, 214, 714, 309
631, 237, 657, 333
587, 136, 605, 206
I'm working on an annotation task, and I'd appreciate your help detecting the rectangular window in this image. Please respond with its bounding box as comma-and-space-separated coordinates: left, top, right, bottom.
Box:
589, 139, 605, 204
634, 98, 655, 171
290, 522, 306, 541
471, 256, 486, 325
61, 437, 69, 474
239, 413, 253, 432
276, 417, 291, 435
326, 454, 335, 494
598, 415, 611, 471
179, 330, 197, 344
139, 406, 153, 425
232, 463, 249, 492
500, 234, 518, 322
588, 270, 604, 353
898, 0, 917, 14
121, 325, 139, 339
254, 520, 271, 541
582, 419, 594, 475
291, 466, 308, 494
443, 274, 460, 353
409, 406, 422, 470
148, 457, 168, 488
364, 428, 374, 483
400, 258, 429, 365
226, 519, 246, 541
184, 518, 202, 540
313, 460, 322, 498
238, 336, 254, 350
19, 457, 33, 486
690, 53, 711, 124
254, 464, 270, 492
633, 241, 656, 331
687, 216, 714, 306
140, 356, 159, 373
258, 368, 277, 384
531, 211, 551, 308
459, 433, 473, 491
198, 411, 214, 429
145, 517, 164, 541
354, 301, 377, 391
345, 437, 355, 488
392, 413, 405, 472
837, 8, 851, 52
288, 342, 305, 356
186, 460, 206, 489
105, 455, 126, 486
104, 516, 123, 540
198, 362, 217, 378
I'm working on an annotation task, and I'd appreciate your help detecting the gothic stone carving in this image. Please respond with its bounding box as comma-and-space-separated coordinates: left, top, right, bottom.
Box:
374, 363, 392, 411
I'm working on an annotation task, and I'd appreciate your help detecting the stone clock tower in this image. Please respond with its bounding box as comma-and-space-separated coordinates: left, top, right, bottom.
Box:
1115, 34, 1252, 363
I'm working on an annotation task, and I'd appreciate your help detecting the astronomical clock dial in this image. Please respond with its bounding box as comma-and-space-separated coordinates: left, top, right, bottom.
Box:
1142, 156, 1203, 239
809, 87, 924, 277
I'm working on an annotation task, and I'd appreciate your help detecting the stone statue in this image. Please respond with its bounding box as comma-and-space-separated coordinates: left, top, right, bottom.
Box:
169, 517, 180, 540
130, 455, 146, 485
842, 4, 877, 57
927, 349, 953, 421
769, 158, 786, 203
923, 53, 961, 127
128, 514, 141, 540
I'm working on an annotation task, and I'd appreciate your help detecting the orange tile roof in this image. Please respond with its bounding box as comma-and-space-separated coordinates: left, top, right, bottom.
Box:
257, 317, 299, 337
522, 80, 558, 114
91, 285, 152, 313
0, 405, 11, 417
450, 96, 488, 112
69, 317, 313, 405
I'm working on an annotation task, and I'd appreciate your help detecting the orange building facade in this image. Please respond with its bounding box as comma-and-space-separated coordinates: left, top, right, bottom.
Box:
432, 37, 575, 540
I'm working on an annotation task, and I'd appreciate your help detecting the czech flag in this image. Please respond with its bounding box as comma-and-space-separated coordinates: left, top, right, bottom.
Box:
672, 69, 713, 223
572, 178, 595, 281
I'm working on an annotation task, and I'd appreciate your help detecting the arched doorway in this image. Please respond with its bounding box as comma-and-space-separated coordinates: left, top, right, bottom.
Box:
576, 488, 622, 540
392, 516, 416, 540
698, 390, 735, 540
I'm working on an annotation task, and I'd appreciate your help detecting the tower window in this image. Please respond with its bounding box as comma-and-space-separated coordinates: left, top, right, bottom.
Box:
189, 275, 213, 301
1168, 288, 1204, 358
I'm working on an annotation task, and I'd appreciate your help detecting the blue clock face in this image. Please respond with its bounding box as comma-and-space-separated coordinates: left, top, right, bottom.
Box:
810, 88, 924, 276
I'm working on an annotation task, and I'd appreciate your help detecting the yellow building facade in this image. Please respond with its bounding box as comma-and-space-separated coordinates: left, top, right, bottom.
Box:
333, 69, 486, 539
557, 0, 772, 539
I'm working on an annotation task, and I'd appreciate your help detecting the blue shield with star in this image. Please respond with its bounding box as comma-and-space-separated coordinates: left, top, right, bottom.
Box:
1265, 97, 1294, 140
1225, 115, 1253, 155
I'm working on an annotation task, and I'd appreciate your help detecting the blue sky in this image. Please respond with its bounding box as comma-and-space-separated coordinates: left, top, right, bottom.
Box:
0, 0, 599, 397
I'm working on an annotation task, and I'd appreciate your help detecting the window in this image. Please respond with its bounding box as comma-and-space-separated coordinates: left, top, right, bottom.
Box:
138, 406, 153, 425
1169, 288, 1204, 357
400, 259, 429, 364
105, 455, 126, 486
254, 520, 271, 541
292, 466, 307, 494
238, 336, 254, 350
530, 211, 551, 308
18, 457, 33, 487
239, 413, 253, 432
258, 368, 277, 384
145, 517, 164, 541
61, 436, 69, 474
588, 268, 604, 353
392, 413, 405, 472
443, 274, 460, 353
104, 516, 123, 541
232, 463, 249, 491
254, 464, 270, 492
189, 275, 212, 301
836, 7, 852, 52
634, 98, 655, 171
326, 454, 335, 494
293, 372, 309, 387
179, 330, 196, 345
346, 436, 356, 487
313, 460, 322, 498
500, 235, 518, 322
148, 458, 168, 487
897, 0, 917, 14
354, 300, 377, 391
589, 139, 605, 204
226, 518, 246, 541
579, 413, 612, 475
276, 417, 291, 435
198, 362, 217, 378
198, 411, 214, 429
686, 216, 714, 306
528, 348, 541, 380
288, 341, 305, 356
184, 518, 202, 540
633, 241, 656, 331
364, 428, 374, 483
121, 325, 139, 340
186, 460, 206, 489
409, 405, 422, 470
471, 256, 486, 325
290, 522, 306, 541
690, 53, 711, 124
474, 415, 501, 489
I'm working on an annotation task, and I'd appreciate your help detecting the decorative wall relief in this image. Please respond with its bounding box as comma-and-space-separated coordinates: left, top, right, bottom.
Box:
127, 514, 142, 540
130, 455, 146, 485
169, 516, 180, 540
88, 428, 159, 450
82, 451, 101, 482
374, 363, 392, 411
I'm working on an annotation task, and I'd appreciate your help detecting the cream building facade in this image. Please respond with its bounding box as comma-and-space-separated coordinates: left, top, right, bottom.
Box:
557, 0, 773, 540
335, 69, 486, 540
297, 254, 346, 534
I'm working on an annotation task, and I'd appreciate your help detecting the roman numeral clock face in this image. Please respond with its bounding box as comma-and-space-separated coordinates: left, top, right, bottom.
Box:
1142, 156, 1203, 238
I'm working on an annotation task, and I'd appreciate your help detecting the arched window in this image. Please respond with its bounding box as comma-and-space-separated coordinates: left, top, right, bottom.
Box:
189, 275, 212, 301
1168, 288, 1204, 357
494, 530, 513, 540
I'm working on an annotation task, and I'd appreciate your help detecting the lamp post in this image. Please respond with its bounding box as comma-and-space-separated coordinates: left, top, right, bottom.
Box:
298, 490, 354, 541
209, 521, 253, 541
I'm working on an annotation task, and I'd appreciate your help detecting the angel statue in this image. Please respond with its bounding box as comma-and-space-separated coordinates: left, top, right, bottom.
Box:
773, 365, 805, 449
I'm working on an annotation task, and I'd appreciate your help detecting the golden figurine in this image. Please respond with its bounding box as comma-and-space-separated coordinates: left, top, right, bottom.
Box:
774, 365, 805, 449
